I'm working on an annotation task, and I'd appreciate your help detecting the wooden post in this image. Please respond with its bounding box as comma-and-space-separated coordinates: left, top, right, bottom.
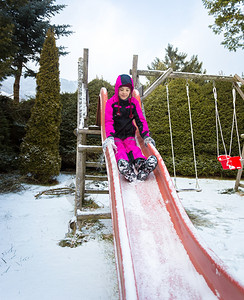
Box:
83, 48, 89, 86
233, 75, 244, 192
234, 134, 244, 192
75, 57, 84, 213
132, 55, 139, 89
75, 127, 86, 213
83, 48, 89, 127
75, 49, 89, 214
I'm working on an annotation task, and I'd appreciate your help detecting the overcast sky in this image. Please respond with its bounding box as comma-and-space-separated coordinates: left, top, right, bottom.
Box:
51, 0, 243, 84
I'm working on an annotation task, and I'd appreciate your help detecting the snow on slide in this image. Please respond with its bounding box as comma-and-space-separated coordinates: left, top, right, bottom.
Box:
121, 174, 216, 299
99, 87, 244, 299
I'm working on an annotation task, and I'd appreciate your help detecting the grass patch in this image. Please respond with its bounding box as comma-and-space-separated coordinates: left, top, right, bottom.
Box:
0, 173, 24, 193
185, 209, 215, 228
59, 220, 107, 248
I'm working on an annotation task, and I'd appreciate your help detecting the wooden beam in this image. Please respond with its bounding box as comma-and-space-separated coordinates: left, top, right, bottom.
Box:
233, 82, 244, 102
234, 74, 244, 85
141, 68, 173, 101
132, 69, 237, 82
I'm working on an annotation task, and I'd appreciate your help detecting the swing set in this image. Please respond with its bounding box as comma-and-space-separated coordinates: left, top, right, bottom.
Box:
130, 56, 244, 192
165, 80, 243, 192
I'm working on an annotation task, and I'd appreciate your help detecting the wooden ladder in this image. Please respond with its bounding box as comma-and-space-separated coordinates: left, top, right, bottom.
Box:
77, 125, 108, 194
75, 49, 110, 220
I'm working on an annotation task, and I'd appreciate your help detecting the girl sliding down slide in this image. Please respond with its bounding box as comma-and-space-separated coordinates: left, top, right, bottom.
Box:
102, 74, 157, 182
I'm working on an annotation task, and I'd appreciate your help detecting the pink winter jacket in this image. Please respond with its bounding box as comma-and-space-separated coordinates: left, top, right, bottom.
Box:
105, 74, 150, 140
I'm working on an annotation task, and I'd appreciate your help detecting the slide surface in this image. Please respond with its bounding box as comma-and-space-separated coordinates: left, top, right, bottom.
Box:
99, 87, 244, 299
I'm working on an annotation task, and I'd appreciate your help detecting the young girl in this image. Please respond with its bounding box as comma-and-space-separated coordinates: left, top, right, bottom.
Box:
103, 74, 158, 182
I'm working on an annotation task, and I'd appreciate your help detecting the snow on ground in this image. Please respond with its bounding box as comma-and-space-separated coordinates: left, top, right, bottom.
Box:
0, 173, 243, 299
0, 173, 118, 300
176, 177, 244, 286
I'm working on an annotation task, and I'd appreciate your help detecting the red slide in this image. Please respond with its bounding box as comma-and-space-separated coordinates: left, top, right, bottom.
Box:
99, 87, 244, 299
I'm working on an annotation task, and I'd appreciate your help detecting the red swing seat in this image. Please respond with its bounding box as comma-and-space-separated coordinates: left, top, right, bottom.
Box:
218, 155, 242, 170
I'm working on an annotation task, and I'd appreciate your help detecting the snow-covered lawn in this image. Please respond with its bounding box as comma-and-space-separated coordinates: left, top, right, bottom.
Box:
0, 173, 243, 299
177, 177, 244, 286
0, 173, 118, 300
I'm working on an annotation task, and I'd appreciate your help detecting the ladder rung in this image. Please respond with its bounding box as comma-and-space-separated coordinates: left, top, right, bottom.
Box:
77, 211, 111, 220
78, 145, 102, 152
78, 128, 101, 135
85, 175, 107, 181
88, 125, 100, 130
86, 162, 106, 168
85, 189, 109, 194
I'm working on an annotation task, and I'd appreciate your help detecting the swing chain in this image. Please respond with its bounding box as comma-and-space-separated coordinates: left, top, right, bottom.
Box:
164, 81, 202, 192
186, 80, 190, 97
214, 82, 242, 170
185, 81, 200, 186
213, 81, 228, 157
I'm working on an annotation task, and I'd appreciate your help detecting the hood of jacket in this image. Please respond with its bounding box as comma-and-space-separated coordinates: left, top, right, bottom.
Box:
114, 74, 134, 99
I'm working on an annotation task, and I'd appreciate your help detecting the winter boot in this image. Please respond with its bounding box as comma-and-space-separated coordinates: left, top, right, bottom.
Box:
134, 158, 146, 172
136, 155, 158, 181
117, 159, 136, 182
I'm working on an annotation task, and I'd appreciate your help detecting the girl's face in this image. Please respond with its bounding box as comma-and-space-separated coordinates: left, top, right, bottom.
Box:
119, 86, 131, 100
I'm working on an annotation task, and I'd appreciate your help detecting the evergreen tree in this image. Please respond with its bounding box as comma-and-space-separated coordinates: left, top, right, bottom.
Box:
181, 55, 205, 73
147, 57, 167, 73
1, 0, 72, 103
87, 78, 114, 126
164, 44, 187, 71
20, 29, 62, 183
0, 0, 25, 82
147, 44, 205, 84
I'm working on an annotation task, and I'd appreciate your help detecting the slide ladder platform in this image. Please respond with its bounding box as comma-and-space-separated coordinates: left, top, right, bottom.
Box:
99, 87, 244, 299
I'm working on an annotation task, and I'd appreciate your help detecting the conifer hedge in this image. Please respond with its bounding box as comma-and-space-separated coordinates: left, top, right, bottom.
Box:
59, 92, 77, 169
86, 79, 113, 165
20, 29, 62, 183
